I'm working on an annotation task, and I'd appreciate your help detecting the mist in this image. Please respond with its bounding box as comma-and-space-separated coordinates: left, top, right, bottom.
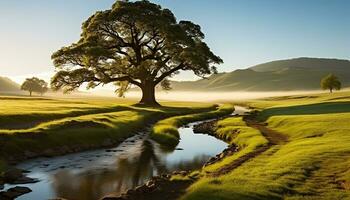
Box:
89, 90, 326, 103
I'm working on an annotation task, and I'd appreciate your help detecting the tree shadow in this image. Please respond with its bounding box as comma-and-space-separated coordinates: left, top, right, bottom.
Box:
260, 101, 350, 120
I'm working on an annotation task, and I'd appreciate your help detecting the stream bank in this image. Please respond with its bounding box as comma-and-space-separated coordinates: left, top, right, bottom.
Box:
105, 106, 250, 200
1, 120, 227, 200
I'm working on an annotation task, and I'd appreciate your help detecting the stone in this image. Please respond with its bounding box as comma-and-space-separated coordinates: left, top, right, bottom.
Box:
219, 153, 225, 159
145, 180, 155, 188
0, 186, 32, 199
11, 176, 39, 184
135, 185, 150, 193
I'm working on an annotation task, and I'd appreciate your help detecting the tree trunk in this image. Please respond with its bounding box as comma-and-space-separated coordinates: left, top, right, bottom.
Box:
139, 82, 160, 106
29, 91, 32, 96
330, 88, 333, 93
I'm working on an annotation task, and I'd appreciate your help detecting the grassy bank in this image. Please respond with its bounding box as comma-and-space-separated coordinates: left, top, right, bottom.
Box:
203, 116, 268, 172
182, 91, 350, 200
0, 96, 215, 168
150, 104, 235, 148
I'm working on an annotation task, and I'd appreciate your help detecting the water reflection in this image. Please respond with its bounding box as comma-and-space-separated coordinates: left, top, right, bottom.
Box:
12, 123, 227, 200
50, 139, 213, 200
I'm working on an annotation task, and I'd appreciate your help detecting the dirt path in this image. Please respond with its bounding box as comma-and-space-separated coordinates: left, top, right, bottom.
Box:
245, 120, 288, 145
209, 114, 288, 177
209, 145, 270, 177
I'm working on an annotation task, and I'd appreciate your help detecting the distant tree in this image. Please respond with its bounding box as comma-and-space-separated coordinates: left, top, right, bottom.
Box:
321, 73, 341, 93
21, 77, 49, 96
50, 0, 222, 106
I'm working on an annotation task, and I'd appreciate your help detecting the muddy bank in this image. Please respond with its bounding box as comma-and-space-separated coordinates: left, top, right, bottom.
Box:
192, 105, 250, 137
101, 172, 194, 200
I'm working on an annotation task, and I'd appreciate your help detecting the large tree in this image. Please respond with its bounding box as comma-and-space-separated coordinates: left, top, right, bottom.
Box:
51, 0, 222, 106
321, 73, 341, 93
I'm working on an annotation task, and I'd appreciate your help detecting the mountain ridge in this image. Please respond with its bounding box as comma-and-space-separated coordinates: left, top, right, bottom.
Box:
0, 76, 20, 92
171, 57, 350, 91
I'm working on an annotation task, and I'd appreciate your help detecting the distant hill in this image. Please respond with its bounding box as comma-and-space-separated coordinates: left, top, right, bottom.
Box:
171, 58, 350, 91
0, 76, 20, 92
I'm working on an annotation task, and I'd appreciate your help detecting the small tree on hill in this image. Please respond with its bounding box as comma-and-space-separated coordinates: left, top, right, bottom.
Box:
50, 0, 222, 106
21, 77, 49, 96
321, 73, 341, 93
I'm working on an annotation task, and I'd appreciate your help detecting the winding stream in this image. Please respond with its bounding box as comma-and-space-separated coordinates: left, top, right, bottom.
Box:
2, 106, 247, 200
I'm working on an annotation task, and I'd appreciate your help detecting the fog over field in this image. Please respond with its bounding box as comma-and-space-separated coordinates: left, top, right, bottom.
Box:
154, 91, 327, 102
88, 90, 327, 102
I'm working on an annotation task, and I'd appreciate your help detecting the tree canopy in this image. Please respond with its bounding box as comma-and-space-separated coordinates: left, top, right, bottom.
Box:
21, 77, 49, 96
321, 73, 341, 93
51, 0, 222, 105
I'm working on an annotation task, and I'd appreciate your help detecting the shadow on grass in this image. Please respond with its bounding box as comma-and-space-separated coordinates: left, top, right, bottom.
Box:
260, 101, 350, 120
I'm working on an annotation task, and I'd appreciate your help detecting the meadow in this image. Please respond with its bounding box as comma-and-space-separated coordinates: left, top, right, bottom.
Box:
1, 91, 350, 200
181, 91, 350, 200
0, 96, 219, 166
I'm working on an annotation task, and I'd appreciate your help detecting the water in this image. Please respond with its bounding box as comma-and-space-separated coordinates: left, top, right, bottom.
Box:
231, 105, 250, 115
3, 122, 228, 200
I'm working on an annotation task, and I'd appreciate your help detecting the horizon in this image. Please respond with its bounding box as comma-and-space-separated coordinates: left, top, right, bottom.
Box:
1, 1, 350, 199
0, 0, 349, 86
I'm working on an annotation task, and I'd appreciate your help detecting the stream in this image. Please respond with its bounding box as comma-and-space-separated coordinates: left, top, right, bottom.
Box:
2, 106, 248, 200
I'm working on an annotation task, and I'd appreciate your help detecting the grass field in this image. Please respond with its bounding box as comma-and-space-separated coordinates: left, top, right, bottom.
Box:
0, 96, 215, 166
1, 91, 350, 200
182, 91, 350, 200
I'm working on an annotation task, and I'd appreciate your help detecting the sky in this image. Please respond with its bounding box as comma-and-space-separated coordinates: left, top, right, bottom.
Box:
0, 0, 349, 84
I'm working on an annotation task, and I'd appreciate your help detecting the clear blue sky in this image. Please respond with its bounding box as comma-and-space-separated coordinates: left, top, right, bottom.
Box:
0, 0, 349, 83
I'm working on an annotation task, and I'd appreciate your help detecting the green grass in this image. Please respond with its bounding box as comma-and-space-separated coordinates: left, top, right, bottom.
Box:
182, 91, 350, 200
0, 96, 215, 170
202, 117, 268, 173
150, 104, 235, 148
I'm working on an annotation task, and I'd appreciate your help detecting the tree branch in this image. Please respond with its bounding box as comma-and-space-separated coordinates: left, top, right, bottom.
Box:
154, 63, 184, 84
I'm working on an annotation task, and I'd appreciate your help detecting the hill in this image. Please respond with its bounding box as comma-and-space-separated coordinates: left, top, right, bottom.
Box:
0, 76, 20, 92
171, 57, 350, 91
